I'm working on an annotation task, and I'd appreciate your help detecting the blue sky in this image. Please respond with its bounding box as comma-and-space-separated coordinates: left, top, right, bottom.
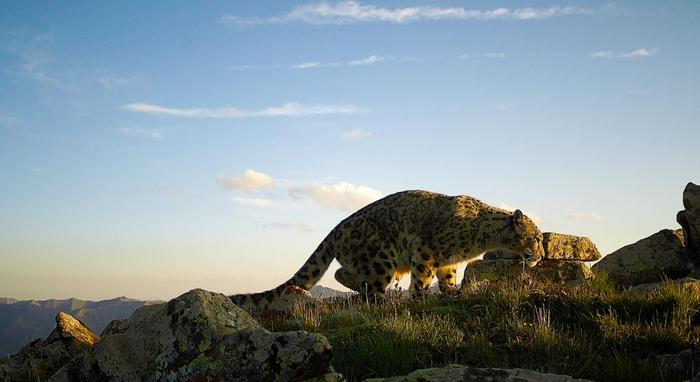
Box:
1, 1, 698, 300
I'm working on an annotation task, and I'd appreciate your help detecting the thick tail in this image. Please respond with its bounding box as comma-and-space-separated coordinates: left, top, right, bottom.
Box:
230, 240, 334, 310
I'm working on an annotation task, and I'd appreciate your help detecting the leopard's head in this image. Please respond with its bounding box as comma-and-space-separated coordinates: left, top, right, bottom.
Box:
503, 209, 544, 267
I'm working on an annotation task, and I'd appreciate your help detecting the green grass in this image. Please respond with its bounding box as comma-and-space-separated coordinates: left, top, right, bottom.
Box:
256, 276, 700, 382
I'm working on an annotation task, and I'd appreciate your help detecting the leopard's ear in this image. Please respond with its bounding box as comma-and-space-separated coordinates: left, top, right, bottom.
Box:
512, 209, 524, 223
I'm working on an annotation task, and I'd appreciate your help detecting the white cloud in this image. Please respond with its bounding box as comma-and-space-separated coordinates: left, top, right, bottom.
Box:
348, 55, 386, 66
99, 76, 131, 90
121, 127, 162, 139
460, 52, 507, 59
568, 212, 606, 222
498, 203, 541, 224
232, 196, 275, 208
123, 102, 362, 118
290, 55, 392, 70
343, 128, 372, 140
591, 47, 658, 59
262, 221, 313, 232
292, 61, 321, 69
289, 181, 382, 212
222, 2, 589, 26
218, 170, 275, 192
568, 211, 586, 220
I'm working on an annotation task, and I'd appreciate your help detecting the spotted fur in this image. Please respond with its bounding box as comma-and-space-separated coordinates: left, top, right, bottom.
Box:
230, 190, 544, 309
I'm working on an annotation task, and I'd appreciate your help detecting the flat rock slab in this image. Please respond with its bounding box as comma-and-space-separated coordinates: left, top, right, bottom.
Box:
365, 364, 593, 382
483, 233, 601, 261
592, 229, 691, 286
0, 312, 99, 381
49, 288, 334, 382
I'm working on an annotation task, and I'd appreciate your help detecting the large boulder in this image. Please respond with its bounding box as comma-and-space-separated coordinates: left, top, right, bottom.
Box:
678, 182, 700, 261
49, 289, 334, 382
542, 233, 601, 261
484, 233, 600, 261
592, 229, 691, 286
463, 259, 593, 285
0, 312, 99, 381
365, 364, 593, 382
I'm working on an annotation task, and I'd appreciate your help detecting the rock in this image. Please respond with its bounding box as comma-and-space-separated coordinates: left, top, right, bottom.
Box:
100, 319, 128, 336
542, 232, 601, 261
679, 182, 700, 261
592, 229, 691, 286
534, 260, 594, 284
49, 288, 334, 382
630, 277, 700, 292
364, 364, 593, 382
483, 233, 600, 262
462, 259, 592, 285
483, 249, 522, 260
267, 285, 315, 311
0, 312, 99, 381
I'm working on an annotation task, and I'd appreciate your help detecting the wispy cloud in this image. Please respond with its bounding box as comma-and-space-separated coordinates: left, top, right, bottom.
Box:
292, 61, 322, 69
289, 181, 382, 212
590, 47, 658, 59
343, 128, 372, 140
232, 196, 276, 208
460, 52, 507, 59
262, 221, 313, 232
99, 76, 131, 90
222, 2, 589, 26
121, 127, 162, 139
123, 102, 362, 118
568, 212, 606, 221
218, 170, 275, 192
347, 55, 387, 65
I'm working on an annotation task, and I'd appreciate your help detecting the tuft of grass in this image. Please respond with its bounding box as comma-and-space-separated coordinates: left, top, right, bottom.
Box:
255, 277, 700, 382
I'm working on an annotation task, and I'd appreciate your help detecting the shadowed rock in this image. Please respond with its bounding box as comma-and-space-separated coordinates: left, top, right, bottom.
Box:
49, 288, 334, 382
592, 229, 691, 286
364, 364, 593, 381
0, 312, 99, 381
678, 182, 700, 262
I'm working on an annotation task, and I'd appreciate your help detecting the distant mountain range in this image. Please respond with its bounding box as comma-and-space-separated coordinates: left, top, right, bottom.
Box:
0, 286, 350, 358
0, 296, 160, 357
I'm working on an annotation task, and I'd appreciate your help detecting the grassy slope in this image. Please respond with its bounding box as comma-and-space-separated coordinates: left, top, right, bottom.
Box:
256, 275, 700, 382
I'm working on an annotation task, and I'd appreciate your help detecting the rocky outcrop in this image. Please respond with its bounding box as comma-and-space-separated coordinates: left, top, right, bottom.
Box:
541, 233, 601, 261
364, 364, 593, 381
49, 289, 334, 382
678, 182, 700, 262
0, 312, 99, 381
592, 229, 691, 286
